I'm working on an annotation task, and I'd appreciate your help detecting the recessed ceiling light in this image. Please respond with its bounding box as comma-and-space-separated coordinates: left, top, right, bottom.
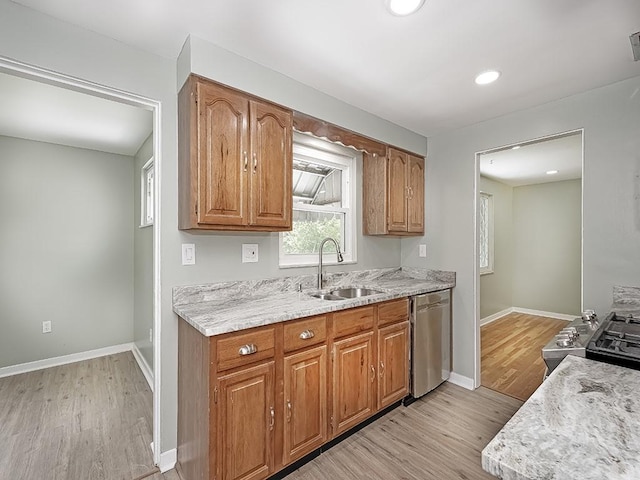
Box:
385, 0, 425, 16
512, 145, 521, 150
546, 170, 559, 175
475, 70, 501, 85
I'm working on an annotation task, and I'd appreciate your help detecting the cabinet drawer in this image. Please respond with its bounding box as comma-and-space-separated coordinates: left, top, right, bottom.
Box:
216, 326, 275, 372
378, 298, 409, 327
284, 315, 327, 353
333, 306, 375, 339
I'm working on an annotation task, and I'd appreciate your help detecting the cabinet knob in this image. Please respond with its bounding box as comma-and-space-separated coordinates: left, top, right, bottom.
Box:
299, 329, 315, 340
238, 344, 257, 356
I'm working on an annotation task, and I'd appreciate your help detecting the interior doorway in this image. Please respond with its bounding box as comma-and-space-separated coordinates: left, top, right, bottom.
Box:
474, 130, 583, 399
0, 56, 162, 467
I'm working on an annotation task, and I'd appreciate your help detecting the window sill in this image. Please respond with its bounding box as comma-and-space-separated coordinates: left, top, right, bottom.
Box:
480, 270, 494, 276
139, 223, 153, 229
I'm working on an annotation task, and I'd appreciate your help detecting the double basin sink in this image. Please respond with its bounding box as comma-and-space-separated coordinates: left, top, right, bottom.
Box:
310, 287, 383, 301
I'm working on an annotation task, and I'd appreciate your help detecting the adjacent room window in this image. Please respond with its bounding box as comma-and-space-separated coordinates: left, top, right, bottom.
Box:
279, 132, 358, 267
141, 158, 154, 227
479, 192, 494, 274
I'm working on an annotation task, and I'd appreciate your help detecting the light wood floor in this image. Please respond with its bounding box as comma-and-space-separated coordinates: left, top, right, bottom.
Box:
481, 312, 567, 401
280, 382, 521, 480
0, 352, 157, 480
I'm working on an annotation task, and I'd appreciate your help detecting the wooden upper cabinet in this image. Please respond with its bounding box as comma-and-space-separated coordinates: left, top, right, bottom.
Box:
249, 99, 292, 228
178, 75, 293, 231
387, 149, 409, 232
407, 155, 425, 233
363, 147, 425, 236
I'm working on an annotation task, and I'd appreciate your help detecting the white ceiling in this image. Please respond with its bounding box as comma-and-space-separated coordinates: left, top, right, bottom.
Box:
0, 71, 152, 156
10, 0, 640, 137
480, 132, 582, 187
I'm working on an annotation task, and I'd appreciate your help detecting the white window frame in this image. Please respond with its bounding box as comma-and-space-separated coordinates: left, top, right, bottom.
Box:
479, 191, 494, 275
140, 157, 154, 227
279, 132, 358, 268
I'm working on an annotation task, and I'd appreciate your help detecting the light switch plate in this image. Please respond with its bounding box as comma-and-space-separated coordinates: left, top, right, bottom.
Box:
182, 243, 196, 265
242, 244, 259, 263
419, 244, 427, 257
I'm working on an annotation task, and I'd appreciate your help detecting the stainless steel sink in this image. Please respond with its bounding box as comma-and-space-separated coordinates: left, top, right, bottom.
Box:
328, 287, 383, 298
310, 287, 383, 301
310, 292, 346, 301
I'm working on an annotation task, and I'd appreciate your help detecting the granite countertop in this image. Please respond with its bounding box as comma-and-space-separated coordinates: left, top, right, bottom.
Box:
172, 267, 455, 336
482, 355, 640, 480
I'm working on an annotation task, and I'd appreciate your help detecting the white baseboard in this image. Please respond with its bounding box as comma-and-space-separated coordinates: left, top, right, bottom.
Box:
131, 343, 154, 392
0, 342, 135, 379
480, 307, 574, 326
511, 307, 574, 322
480, 308, 513, 326
447, 372, 475, 390
159, 449, 177, 473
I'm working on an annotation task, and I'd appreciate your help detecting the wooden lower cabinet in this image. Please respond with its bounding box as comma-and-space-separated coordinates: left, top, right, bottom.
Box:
331, 331, 375, 436
283, 345, 327, 464
216, 362, 275, 480
378, 321, 409, 409
177, 298, 411, 480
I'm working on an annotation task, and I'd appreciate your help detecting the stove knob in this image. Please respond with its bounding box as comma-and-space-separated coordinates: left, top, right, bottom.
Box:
556, 336, 574, 347
582, 309, 597, 322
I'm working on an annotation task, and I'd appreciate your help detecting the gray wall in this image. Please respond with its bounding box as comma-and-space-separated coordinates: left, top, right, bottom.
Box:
134, 135, 154, 370
479, 176, 513, 319
512, 180, 581, 315
479, 177, 581, 319
403, 75, 640, 383
0, 135, 134, 368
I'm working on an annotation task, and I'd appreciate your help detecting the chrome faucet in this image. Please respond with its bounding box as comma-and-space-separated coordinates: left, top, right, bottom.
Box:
317, 237, 344, 289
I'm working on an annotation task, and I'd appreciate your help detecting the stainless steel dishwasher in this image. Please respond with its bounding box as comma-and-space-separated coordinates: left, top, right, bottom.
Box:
410, 289, 451, 398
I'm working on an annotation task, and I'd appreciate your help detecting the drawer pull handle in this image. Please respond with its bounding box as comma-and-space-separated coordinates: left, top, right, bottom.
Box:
238, 344, 257, 356
299, 330, 315, 340
269, 406, 275, 431
380, 361, 385, 377
243, 151, 248, 172
286, 400, 292, 423
370, 365, 375, 383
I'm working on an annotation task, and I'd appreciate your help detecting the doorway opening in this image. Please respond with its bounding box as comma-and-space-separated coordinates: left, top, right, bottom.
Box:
474, 129, 583, 400
0, 56, 162, 469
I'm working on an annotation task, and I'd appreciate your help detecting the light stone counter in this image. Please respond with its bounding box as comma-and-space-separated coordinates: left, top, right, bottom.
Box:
482, 355, 640, 480
172, 267, 454, 336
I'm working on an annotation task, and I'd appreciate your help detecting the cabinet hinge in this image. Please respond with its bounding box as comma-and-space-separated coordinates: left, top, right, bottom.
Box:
213, 386, 218, 404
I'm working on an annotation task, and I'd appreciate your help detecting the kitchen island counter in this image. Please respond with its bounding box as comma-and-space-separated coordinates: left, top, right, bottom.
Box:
482, 355, 640, 480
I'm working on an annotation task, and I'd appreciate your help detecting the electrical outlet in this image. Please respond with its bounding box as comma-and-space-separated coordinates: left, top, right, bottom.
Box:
149, 328, 153, 344
182, 243, 196, 265
42, 321, 52, 334
419, 244, 427, 257
242, 244, 259, 263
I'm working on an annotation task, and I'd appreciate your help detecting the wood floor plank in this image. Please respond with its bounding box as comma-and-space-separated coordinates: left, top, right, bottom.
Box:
481, 313, 567, 401
0, 352, 155, 480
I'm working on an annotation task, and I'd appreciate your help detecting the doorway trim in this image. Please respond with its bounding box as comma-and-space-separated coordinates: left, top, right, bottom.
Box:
0, 55, 163, 466
472, 128, 584, 388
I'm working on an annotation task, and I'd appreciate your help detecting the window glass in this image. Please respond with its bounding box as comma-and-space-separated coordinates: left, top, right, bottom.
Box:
279, 133, 358, 267
141, 159, 154, 227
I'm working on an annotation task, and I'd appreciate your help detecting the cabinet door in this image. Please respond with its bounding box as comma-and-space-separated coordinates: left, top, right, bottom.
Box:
387, 148, 408, 233
249, 100, 292, 229
407, 155, 425, 234
217, 362, 275, 480
332, 331, 375, 436
378, 322, 409, 409
196, 81, 249, 226
283, 346, 327, 464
